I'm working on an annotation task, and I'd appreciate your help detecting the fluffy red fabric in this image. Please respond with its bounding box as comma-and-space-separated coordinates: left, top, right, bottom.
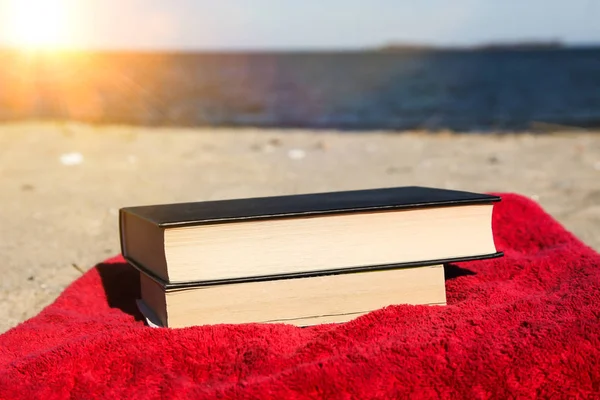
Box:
1, 193, 599, 399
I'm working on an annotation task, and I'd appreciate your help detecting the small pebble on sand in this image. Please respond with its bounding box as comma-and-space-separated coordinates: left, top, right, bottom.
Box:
60, 152, 83, 166
288, 149, 306, 160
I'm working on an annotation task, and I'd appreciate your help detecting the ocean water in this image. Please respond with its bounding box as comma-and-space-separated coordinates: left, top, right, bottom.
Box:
1, 48, 599, 131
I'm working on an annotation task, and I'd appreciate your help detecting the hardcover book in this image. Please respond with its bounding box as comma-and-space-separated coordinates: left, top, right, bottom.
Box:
120, 186, 502, 287
138, 264, 447, 328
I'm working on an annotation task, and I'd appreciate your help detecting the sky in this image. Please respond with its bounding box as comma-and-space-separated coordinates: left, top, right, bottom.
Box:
0, 0, 599, 50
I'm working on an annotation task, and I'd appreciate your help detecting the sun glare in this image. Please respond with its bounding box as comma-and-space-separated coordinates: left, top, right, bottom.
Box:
6, 0, 74, 50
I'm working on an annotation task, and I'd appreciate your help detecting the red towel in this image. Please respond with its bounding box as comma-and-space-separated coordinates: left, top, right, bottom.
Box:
1, 193, 599, 399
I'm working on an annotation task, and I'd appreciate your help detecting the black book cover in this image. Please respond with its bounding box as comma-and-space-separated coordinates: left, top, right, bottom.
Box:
120, 186, 500, 228
128, 252, 504, 290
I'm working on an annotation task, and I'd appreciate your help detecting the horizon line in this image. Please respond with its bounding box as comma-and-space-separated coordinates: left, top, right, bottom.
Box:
1, 41, 599, 54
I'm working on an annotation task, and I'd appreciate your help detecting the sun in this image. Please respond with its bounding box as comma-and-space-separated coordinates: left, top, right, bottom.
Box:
6, 0, 74, 50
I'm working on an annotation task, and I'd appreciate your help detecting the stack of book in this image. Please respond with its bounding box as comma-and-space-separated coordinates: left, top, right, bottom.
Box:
119, 186, 502, 328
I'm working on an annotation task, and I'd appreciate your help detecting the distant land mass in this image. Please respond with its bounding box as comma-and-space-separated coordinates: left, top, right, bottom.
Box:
378, 40, 565, 52
474, 40, 564, 51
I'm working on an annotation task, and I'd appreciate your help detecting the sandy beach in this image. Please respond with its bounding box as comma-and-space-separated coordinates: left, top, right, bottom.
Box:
1, 122, 599, 333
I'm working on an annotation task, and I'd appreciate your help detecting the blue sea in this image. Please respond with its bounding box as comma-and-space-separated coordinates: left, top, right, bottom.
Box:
1, 48, 599, 131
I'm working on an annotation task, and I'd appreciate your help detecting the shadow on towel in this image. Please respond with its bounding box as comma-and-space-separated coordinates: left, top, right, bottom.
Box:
97, 262, 145, 322
444, 263, 476, 280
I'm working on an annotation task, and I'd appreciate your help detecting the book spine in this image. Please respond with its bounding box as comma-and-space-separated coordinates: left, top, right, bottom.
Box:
119, 209, 129, 259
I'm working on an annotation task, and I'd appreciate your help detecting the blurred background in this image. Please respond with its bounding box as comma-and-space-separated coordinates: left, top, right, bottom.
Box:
1, 0, 600, 129
0, 1, 599, 332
